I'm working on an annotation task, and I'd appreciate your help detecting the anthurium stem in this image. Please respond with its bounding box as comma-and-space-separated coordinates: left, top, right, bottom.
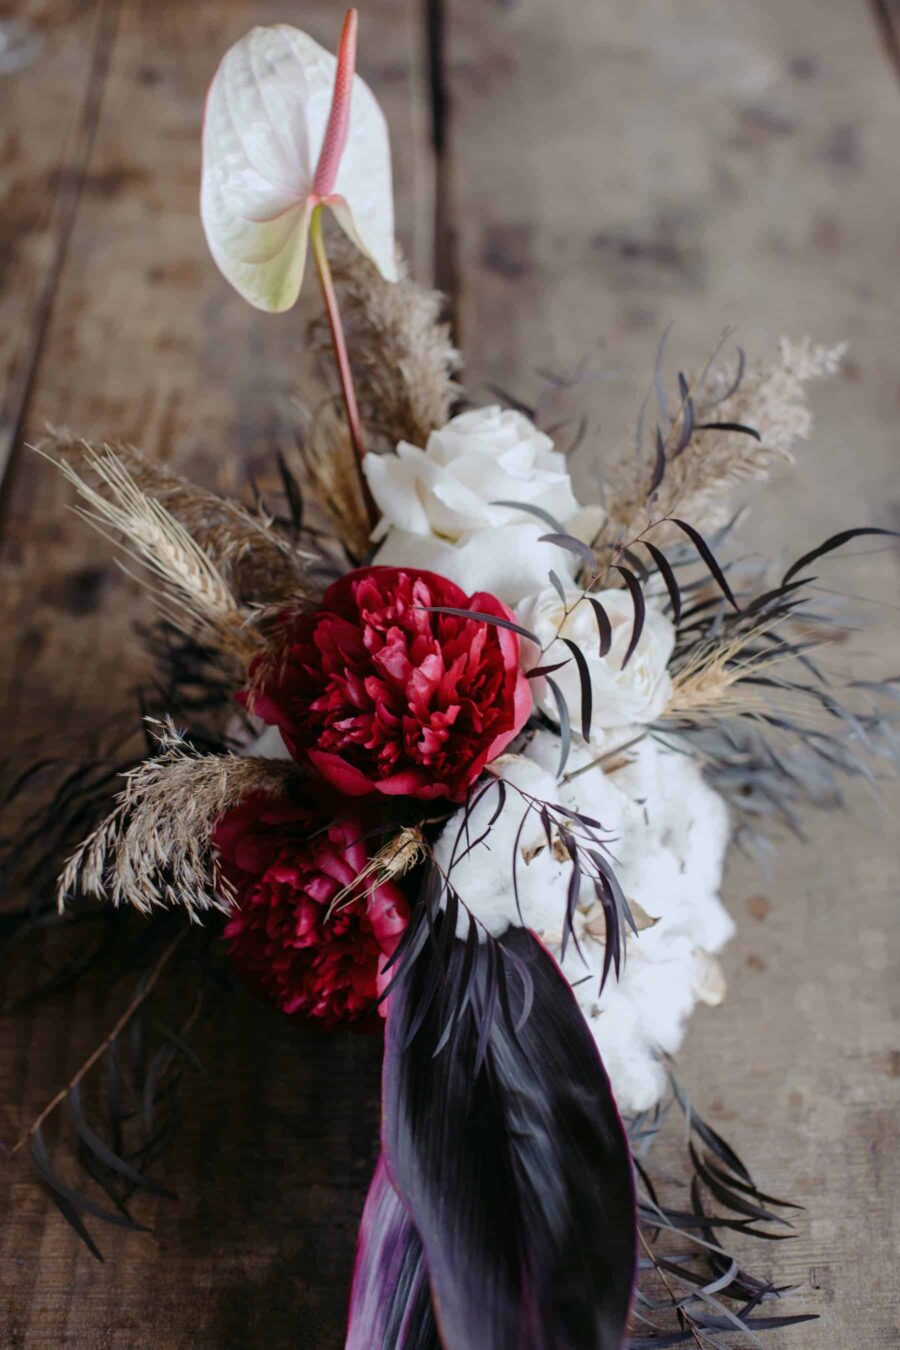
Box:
309, 204, 376, 529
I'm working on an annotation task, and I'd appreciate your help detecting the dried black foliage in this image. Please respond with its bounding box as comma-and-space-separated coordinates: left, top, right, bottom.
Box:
624, 1071, 817, 1347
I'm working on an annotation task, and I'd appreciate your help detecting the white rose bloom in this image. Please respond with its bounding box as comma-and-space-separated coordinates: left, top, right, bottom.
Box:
516, 587, 675, 741
435, 730, 733, 1113
363, 406, 591, 605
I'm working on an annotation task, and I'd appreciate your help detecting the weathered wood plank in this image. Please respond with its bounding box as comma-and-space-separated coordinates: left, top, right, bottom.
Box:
443, 1, 900, 1345
0, 3, 432, 1346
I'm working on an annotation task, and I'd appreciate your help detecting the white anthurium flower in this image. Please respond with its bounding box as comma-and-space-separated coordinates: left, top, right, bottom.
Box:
364, 405, 602, 604
516, 586, 676, 741
436, 730, 733, 1112
201, 13, 397, 313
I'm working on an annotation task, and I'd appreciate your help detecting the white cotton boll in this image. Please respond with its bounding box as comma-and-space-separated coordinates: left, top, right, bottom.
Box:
433, 755, 571, 940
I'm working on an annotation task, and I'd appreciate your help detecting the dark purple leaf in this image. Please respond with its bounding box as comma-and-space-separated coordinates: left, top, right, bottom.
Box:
781, 527, 899, 587
669, 520, 739, 611
589, 598, 613, 657
539, 533, 598, 568
421, 607, 539, 646
649, 427, 666, 495
382, 925, 637, 1350
347, 1157, 438, 1350
561, 638, 593, 741
490, 499, 566, 533
642, 543, 681, 625
526, 659, 572, 680
613, 567, 646, 668
544, 676, 572, 775
695, 420, 761, 441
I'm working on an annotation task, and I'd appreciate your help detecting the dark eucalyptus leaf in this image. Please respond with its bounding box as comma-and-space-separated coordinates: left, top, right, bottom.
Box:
642, 543, 682, 625
669, 520, 739, 611
649, 427, 666, 496
68, 1083, 174, 1199
382, 924, 637, 1350
526, 659, 572, 680
545, 676, 572, 775
694, 420, 761, 441
422, 606, 539, 646
561, 639, 593, 741
781, 527, 899, 588
613, 567, 646, 669
30, 1127, 148, 1233
539, 533, 598, 568
589, 598, 613, 657
490, 500, 566, 533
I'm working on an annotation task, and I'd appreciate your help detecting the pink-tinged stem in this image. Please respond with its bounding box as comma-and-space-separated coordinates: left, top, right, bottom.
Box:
313, 8, 358, 198
309, 204, 376, 527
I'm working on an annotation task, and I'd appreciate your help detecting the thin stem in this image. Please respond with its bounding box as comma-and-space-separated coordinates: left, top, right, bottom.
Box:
309, 203, 376, 529
6, 929, 186, 1156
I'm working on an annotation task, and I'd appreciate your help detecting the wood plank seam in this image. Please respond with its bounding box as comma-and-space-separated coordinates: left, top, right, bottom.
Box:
0, 0, 121, 503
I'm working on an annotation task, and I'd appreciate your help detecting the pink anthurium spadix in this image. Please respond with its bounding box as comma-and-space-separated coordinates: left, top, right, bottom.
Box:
201, 11, 397, 314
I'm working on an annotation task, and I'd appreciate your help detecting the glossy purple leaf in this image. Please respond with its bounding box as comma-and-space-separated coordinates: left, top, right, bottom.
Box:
346, 1156, 438, 1350
382, 924, 637, 1350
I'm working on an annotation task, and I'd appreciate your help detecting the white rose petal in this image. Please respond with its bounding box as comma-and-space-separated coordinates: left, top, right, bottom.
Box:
516, 586, 675, 740
365, 406, 584, 604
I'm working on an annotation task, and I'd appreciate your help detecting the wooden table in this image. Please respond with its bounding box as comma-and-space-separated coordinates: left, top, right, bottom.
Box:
2, 2, 899, 1345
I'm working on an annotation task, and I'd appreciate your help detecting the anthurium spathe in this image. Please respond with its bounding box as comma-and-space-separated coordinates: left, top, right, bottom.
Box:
201, 11, 397, 313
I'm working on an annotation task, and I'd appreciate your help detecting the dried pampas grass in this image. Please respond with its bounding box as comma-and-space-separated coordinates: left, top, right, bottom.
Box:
294, 402, 372, 562
599, 336, 846, 552
309, 232, 461, 450
41, 431, 313, 607
57, 720, 300, 918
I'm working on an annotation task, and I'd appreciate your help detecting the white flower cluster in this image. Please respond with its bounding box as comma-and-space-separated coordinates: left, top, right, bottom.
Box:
363, 405, 602, 605
434, 730, 733, 1113
364, 406, 733, 1110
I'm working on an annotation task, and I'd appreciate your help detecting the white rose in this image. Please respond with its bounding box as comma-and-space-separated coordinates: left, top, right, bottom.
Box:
363, 406, 594, 605
516, 587, 675, 738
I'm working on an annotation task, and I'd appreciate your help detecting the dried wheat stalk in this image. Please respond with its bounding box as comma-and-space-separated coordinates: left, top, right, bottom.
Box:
600, 336, 846, 551
38, 441, 268, 662
41, 431, 313, 606
57, 720, 300, 918
295, 401, 373, 561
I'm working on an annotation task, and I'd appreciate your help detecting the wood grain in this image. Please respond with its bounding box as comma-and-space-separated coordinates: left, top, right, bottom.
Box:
1, 0, 898, 1345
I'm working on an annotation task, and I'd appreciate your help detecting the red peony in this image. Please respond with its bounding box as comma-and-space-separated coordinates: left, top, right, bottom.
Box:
214, 794, 408, 1027
245, 567, 532, 801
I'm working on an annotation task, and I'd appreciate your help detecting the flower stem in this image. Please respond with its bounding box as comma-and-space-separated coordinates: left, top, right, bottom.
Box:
309, 203, 376, 529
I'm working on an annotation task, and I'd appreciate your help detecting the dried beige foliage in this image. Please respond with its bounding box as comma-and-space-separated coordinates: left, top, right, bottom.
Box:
310, 233, 461, 449
599, 337, 846, 552
57, 720, 299, 918
41, 431, 313, 607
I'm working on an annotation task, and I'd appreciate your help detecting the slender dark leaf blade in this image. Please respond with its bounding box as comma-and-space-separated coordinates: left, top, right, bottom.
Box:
781, 527, 899, 588
382, 924, 637, 1350
525, 659, 572, 680
589, 598, 613, 657
642, 543, 682, 625
30, 1127, 148, 1231
490, 500, 566, 533
561, 639, 593, 741
539, 533, 598, 568
649, 427, 666, 495
613, 567, 646, 669
347, 1157, 439, 1350
421, 607, 539, 645
695, 420, 761, 441
670, 520, 740, 611
545, 676, 572, 775
68, 1083, 175, 1198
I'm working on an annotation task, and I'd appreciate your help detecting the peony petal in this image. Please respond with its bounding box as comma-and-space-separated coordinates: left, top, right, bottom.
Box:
201, 23, 396, 312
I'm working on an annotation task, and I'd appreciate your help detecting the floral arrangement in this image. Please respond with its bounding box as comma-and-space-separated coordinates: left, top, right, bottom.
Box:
4, 12, 898, 1348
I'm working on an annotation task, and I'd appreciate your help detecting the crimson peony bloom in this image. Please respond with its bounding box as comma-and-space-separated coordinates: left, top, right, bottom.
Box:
214, 794, 408, 1027
245, 567, 532, 801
